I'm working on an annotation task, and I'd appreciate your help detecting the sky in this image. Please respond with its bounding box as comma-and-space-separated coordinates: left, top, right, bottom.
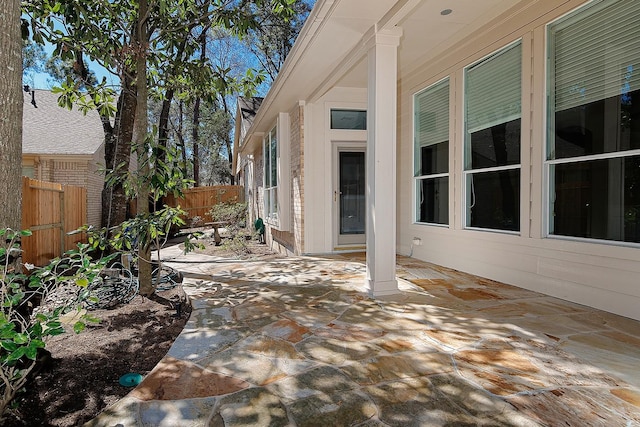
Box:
25, 34, 263, 94
25, 43, 118, 90
23, 0, 317, 93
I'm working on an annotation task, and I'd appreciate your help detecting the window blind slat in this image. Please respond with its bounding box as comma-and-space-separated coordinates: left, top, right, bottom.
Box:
466, 42, 522, 132
415, 79, 449, 147
551, 0, 640, 111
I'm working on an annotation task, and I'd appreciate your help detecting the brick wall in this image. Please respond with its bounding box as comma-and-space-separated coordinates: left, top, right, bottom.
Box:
244, 104, 305, 256
272, 229, 295, 252
268, 103, 304, 255
290, 103, 304, 254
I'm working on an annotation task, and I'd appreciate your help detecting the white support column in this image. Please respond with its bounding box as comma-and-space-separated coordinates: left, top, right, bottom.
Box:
365, 27, 402, 297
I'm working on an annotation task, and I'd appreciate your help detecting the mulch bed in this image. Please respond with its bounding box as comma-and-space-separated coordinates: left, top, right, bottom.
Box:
3, 230, 277, 426
3, 285, 190, 427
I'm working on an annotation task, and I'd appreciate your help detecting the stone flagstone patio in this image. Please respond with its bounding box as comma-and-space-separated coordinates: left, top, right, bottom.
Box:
87, 250, 640, 426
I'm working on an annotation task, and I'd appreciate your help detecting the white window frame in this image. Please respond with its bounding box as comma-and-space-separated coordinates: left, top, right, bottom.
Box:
330, 109, 367, 130
263, 126, 278, 224
262, 113, 291, 230
413, 77, 450, 226
544, 0, 640, 246
463, 40, 522, 234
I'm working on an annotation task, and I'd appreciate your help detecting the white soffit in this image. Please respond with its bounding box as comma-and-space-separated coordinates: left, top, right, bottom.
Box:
397, 0, 525, 74
336, 0, 526, 88
248, 0, 392, 133
251, 0, 526, 133
275, 1, 393, 97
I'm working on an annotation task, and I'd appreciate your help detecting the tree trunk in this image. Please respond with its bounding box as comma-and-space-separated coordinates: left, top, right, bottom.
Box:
0, 0, 26, 416
191, 32, 207, 188
0, 0, 23, 231
192, 97, 201, 187
156, 87, 174, 163
101, 73, 137, 229
65, 48, 135, 231
220, 98, 234, 185
177, 100, 188, 175
156, 21, 196, 166
135, 0, 153, 296
225, 134, 234, 185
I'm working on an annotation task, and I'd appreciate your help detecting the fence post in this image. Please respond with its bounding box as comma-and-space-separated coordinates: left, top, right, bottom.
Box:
59, 190, 65, 255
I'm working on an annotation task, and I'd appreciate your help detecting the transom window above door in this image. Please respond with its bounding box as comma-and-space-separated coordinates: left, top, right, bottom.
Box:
330, 109, 367, 130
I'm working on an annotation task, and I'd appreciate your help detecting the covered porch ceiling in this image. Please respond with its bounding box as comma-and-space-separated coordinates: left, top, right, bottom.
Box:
330, 0, 527, 89
249, 0, 526, 137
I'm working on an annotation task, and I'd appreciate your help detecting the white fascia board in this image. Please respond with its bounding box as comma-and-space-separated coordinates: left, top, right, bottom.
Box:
246, 0, 339, 138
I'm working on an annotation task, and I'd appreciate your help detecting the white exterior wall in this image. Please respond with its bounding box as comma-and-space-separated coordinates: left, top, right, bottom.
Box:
304, 87, 367, 253
396, 0, 640, 320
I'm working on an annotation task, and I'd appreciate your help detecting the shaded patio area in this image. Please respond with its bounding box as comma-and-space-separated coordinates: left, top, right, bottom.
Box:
88, 250, 640, 426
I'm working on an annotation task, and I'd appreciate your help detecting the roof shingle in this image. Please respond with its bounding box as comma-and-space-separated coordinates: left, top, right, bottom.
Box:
22, 89, 104, 156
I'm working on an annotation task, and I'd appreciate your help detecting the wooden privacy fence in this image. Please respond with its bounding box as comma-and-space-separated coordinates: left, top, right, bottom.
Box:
21, 177, 87, 266
164, 185, 243, 225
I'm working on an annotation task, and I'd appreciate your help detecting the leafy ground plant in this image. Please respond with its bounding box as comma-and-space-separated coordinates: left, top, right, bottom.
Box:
209, 201, 251, 255
84, 205, 202, 295
0, 229, 110, 420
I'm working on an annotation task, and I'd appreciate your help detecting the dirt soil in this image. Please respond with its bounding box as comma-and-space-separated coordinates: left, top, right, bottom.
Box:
4, 284, 190, 427
179, 226, 281, 260
4, 231, 277, 427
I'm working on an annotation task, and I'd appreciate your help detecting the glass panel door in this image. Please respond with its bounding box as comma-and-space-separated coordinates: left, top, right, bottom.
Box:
338, 150, 366, 245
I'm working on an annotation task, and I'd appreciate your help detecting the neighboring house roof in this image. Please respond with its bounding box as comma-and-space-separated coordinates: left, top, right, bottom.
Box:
238, 97, 263, 142
22, 89, 104, 156
232, 96, 263, 174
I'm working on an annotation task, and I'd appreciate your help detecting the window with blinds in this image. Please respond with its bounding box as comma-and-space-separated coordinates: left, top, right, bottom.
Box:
414, 78, 449, 225
463, 41, 522, 232
465, 43, 522, 137
550, 0, 640, 116
547, 0, 640, 244
264, 126, 278, 222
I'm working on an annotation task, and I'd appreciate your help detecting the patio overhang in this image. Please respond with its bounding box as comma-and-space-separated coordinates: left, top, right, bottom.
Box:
239, 0, 530, 293
245, 0, 527, 138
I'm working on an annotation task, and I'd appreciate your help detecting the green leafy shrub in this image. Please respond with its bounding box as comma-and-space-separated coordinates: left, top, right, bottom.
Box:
0, 229, 109, 420
208, 202, 251, 255
83, 206, 202, 295
86, 206, 187, 254
209, 201, 247, 227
